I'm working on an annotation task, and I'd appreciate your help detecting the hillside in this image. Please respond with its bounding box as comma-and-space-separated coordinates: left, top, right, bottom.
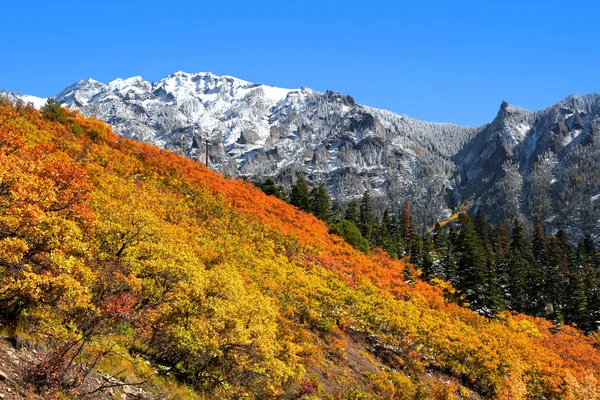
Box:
4, 74, 600, 244
1, 99, 600, 399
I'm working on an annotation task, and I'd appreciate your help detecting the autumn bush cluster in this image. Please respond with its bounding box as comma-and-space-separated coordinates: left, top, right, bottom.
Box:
0, 99, 599, 399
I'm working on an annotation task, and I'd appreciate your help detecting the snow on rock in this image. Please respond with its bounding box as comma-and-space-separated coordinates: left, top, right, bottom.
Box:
3, 75, 600, 241
0, 90, 47, 108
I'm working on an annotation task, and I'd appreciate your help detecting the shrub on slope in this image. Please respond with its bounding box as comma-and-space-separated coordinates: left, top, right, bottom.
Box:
0, 100, 599, 399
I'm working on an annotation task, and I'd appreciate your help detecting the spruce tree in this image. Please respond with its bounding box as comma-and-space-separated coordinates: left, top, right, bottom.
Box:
565, 260, 588, 328
309, 183, 332, 223
443, 226, 459, 285
508, 219, 530, 312
455, 213, 488, 311
577, 235, 600, 331
290, 177, 311, 212
432, 221, 448, 254
544, 235, 570, 323
41, 98, 68, 124
255, 177, 287, 200
344, 200, 359, 225
421, 231, 435, 280
330, 220, 370, 254
382, 210, 399, 255
358, 190, 374, 241
491, 224, 511, 308
474, 210, 490, 248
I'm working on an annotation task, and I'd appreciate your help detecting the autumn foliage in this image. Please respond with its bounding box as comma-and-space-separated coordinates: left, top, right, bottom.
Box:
1, 99, 600, 399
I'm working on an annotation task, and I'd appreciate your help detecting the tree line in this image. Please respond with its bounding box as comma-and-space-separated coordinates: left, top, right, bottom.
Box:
255, 177, 600, 332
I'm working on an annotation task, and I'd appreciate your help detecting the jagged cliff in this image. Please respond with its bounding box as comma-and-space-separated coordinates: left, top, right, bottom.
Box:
3, 73, 600, 240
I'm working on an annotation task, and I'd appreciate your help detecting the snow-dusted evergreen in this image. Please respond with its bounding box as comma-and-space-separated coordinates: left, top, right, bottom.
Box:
3, 73, 600, 242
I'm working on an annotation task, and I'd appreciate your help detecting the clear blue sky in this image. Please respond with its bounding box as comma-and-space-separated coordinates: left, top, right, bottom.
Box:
2, 0, 599, 126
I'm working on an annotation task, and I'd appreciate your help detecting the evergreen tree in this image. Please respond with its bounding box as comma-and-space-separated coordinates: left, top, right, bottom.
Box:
532, 215, 548, 265
577, 235, 600, 331
41, 98, 68, 124
330, 220, 370, 254
532, 215, 558, 319
509, 219, 545, 315
421, 231, 435, 280
543, 236, 567, 323
358, 190, 374, 241
372, 212, 395, 253
390, 213, 404, 258
344, 200, 359, 225
508, 219, 530, 312
329, 200, 344, 225
408, 228, 423, 270
432, 221, 448, 254
474, 210, 490, 248
454, 213, 488, 311
381, 210, 399, 255
442, 226, 459, 285
255, 177, 287, 200
491, 224, 511, 308
309, 183, 332, 223
290, 177, 311, 212
564, 260, 588, 328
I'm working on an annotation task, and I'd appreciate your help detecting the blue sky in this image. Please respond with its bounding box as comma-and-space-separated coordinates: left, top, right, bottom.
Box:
2, 0, 599, 126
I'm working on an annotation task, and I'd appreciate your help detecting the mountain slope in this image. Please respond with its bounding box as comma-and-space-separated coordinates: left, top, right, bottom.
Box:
1, 72, 477, 225
3, 74, 600, 242
1, 97, 600, 399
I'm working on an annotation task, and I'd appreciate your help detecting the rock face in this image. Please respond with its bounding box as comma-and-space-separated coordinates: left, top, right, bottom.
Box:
3, 74, 600, 242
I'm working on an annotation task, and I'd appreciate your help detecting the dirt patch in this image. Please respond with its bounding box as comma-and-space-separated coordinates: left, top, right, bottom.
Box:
0, 337, 158, 399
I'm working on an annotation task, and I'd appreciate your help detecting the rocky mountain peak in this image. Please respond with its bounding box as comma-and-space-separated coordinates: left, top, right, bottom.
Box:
3, 74, 600, 242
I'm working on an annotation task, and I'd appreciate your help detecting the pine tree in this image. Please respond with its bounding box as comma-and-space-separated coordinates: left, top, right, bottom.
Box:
290, 177, 311, 212
474, 210, 490, 248
532, 215, 547, 264
309, 183, 332, 223
509, 219, 545, 315
432, 221, 448, 254
543, 234, 573, 323
408, 227, 423, 270
454, 213, 489, 310
389, 213, 404, 258
577, 235, 600, 331
344, 200, 359, 225
421, 231, 435, 280
442, 226, 459, 285
358, 190, 374, 241
508, 219, 530, 312
491, 224, 511, 308
532, 215, 557, 319
255, 177, 287, 200
41, 98, 68, 124
330, 220, 370, 254
565, 260, 588, 328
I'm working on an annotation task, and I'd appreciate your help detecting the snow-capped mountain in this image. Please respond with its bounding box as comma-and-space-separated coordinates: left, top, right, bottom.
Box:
3, 72, 600, 241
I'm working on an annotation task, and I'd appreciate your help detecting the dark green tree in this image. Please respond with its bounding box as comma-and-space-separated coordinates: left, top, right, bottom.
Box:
41, 98, 68, 124
309, 183, 332, 223
344, 200, 359, 225
421, 231, 435, 280
290, 177, 311, 212
330, 220, 370, 254
255, 177, 287, 201
358, 190, 374, 241
454, 213, 488, 310
432, 221, 448, 254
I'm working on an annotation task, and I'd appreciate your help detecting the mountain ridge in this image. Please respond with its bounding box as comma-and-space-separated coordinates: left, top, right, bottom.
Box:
3, 73, 600, 242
